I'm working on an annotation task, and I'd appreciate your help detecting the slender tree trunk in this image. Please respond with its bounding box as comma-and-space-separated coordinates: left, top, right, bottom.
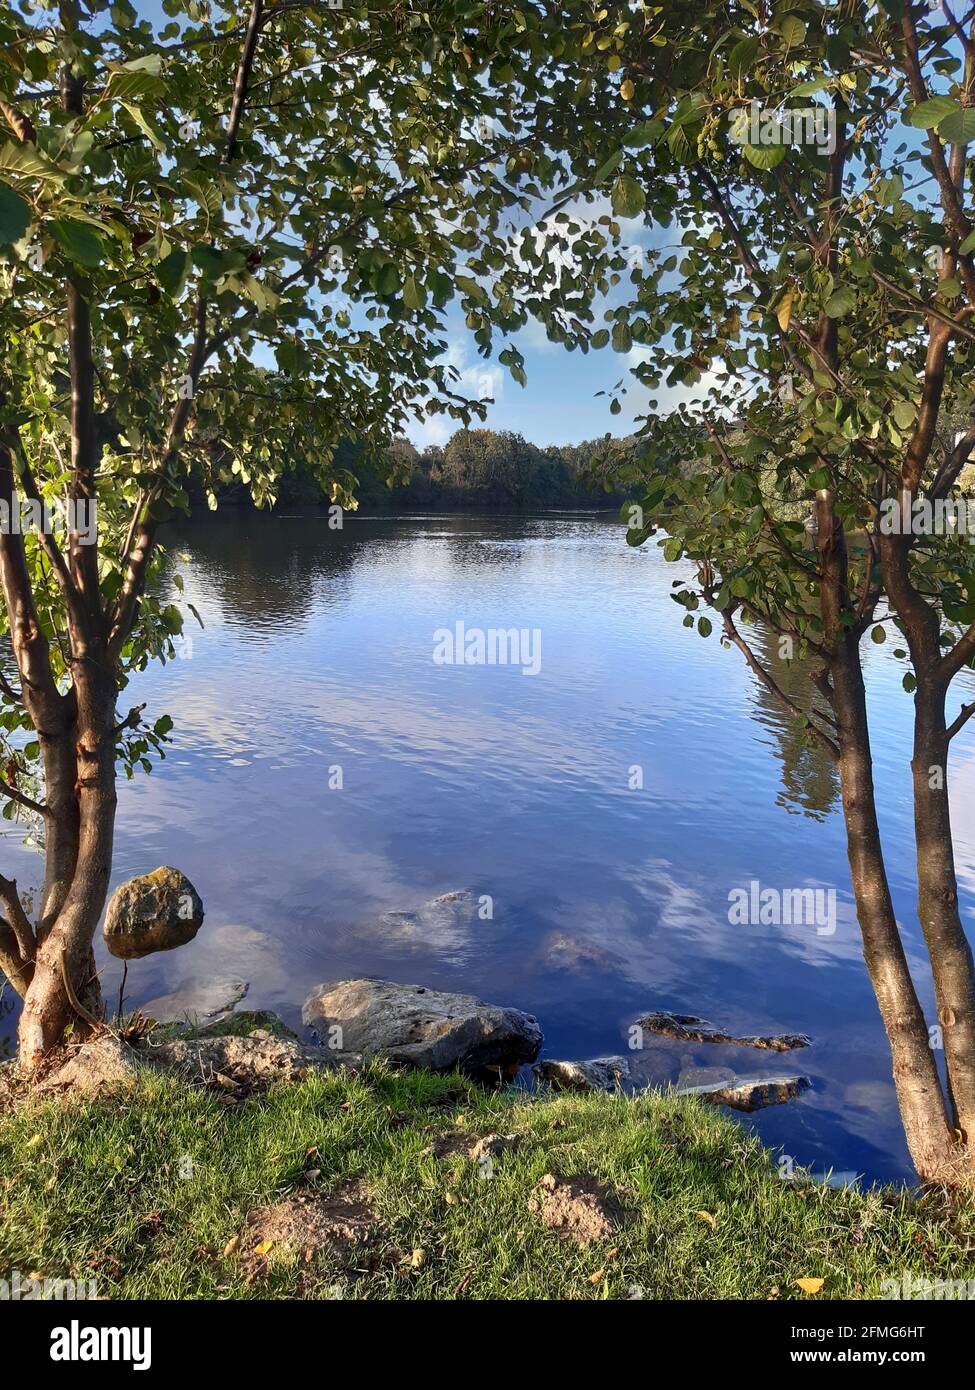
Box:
16, 665, 115, 1067
879, 531, 975, 1147
818, 494, 959, 1181
912, 687, 975, 1140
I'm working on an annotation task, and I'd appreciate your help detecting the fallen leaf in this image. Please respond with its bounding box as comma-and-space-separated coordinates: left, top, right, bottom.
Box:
590, 1268, 605, 1284
445, 1192, 458, 1206
254, 1239, 274, 1257
696, 1210, 717, 1228
410, 1247, 426, 1269
223, 1235, 240, 1258
794, 1277, 825, 1295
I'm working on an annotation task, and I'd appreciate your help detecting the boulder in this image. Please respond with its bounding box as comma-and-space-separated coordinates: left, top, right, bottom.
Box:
535, 1056, 630, 1093
34, 1033, 144, 1098
140, 976, 248, 1027
676, 1074, 811, 1112
147, 1031, 348, 1089
103, 867, 204, 960
302, 977, 542, 1079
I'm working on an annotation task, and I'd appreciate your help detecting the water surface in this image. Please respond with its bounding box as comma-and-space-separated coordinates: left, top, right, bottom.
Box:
4, 512, 974, 1185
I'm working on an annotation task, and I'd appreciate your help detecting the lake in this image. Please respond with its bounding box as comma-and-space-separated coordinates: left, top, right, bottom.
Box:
3, 511, 974, 1185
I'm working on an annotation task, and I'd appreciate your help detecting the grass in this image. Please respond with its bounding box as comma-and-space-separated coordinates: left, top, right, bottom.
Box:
1, 1060, 973, 1300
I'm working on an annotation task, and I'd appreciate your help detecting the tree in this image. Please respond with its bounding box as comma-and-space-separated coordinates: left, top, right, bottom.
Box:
0, 0, 617, 1066
582, 0, 975, 1184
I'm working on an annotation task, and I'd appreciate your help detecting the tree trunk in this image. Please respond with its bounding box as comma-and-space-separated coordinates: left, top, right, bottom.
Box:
831, 640, 958, 1181
818, 494, 959, 1182
912, 688, 975, 1142
16, 664, 116, 1068
879, 531, 975, 1150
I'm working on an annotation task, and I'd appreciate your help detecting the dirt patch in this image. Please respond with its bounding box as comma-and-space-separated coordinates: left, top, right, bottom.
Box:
426, 1131, 521, 1161
240, 1181, 377, 1277
426, 1132, 472, 1159
469, 1133, 521, 1162
530, 1172, 622, 1245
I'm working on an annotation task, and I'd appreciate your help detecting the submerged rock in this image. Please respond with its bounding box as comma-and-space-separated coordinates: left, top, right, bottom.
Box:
376, 890, 481, 952
536, 1056, 630, 1093
637, 1010, 811, 1053
140, 976, 249, 1027
301, 977, 542, 1079
676, 1074, 811, 1112
103, 867, 204, 960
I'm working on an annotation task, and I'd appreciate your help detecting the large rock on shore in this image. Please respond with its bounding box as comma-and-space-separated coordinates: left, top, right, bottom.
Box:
148, 1031, 346, 1089
302, 977, 543, 1079
103, 867, 204, 960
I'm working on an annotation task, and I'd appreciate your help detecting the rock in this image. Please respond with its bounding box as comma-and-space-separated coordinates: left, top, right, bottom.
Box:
535, 1056, 630, 1093
537, 932, 622, 974
676, 1074, 811, 1112
140, 977, 249, 1027
103, 867, 204, 960
529, 1173, 622, 1244
637, 1010, 811, 1052
34, 1033, 143, 1098
196, 1010, 297, 1040
147, 1032, 349, 1089
374, 890, 484, 956
675, 1064, 737, 1091
301, 977, 542, 1080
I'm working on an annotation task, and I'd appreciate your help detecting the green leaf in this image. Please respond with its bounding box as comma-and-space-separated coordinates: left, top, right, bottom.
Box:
0, 180, 30, 245
375, 261, 401, 296
743, 143, 788, 169
906, 96, 959, 129
892, 400, 916, 430
936, 106, 975, 143
157, 248, 188, 295
593, 148, 624, 182
778, 15, 806, 49
190, 245, 228, 281
611, 320, 632, 352
611, 173, 646, 219
402, 273, 426, 310
824, 285, 856, 318
728, 35, 760, 76
49, 218, 105, 267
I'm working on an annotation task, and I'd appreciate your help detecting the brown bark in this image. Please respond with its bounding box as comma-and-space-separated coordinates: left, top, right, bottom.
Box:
880, 534, 975, 1145
818, 495, 959, 1182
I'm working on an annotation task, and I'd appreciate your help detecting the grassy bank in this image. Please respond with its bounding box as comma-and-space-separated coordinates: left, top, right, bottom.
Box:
1, 1060, 972, 1300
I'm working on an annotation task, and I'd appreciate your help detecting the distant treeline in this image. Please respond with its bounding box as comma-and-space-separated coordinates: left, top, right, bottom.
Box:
208, 430, 641, 513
